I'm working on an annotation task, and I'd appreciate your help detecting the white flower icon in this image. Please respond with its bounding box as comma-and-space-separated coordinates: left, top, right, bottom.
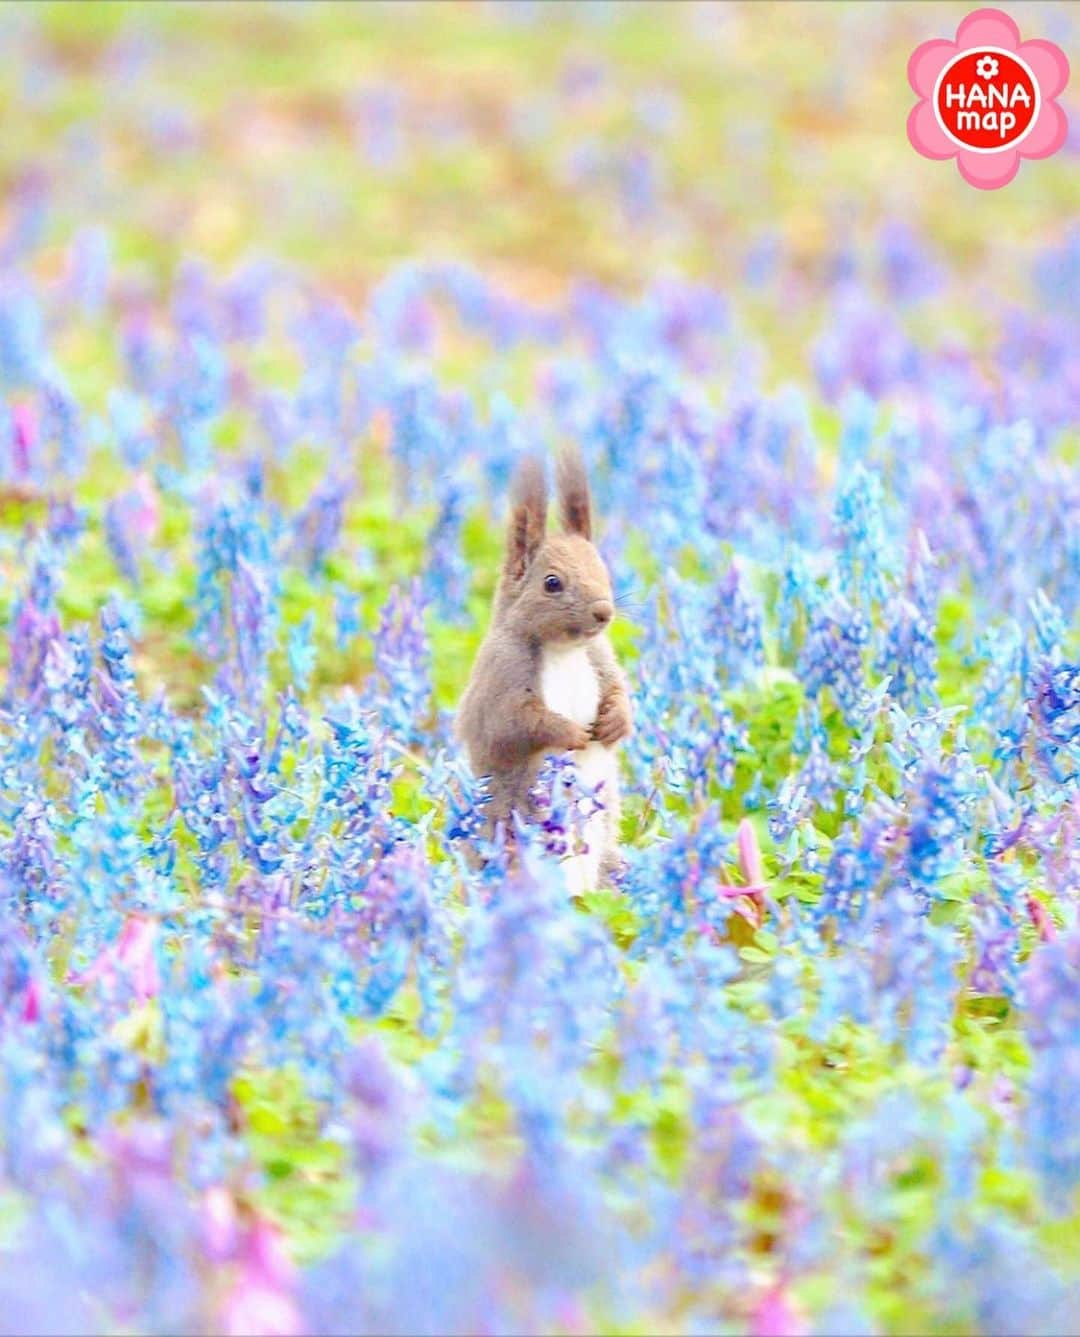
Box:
976, 55, 999, 80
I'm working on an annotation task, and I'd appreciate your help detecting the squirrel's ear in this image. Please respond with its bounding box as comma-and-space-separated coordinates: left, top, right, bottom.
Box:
505, 456, 547, 582
556, 444, 592, 540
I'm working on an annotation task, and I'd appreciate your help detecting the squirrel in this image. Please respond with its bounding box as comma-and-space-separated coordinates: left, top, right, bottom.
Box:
456, 446, 632, 892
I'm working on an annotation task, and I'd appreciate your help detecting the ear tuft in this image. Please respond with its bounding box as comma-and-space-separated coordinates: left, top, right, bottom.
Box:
505, 455, 548, 582
556, 444, 592, 540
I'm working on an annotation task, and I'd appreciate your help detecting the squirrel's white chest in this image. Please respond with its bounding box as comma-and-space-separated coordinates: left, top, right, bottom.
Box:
539, 643, 600, 728
538, 641, 616, 896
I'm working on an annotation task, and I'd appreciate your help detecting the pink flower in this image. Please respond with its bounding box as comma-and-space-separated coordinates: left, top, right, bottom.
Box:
128, 471, 161, 540
714, 818, 769, 925
1026, 895, 1057, 943
21, 974, 43, 1023
221, 1281, 304, 1337
218, 1211, 305, 1337
202, 1186, 240, 1262
750, 1284, 808, 1337
108, 471, 161, 556
68, 914, 160, 1001
908, 8, 1069, 189
11, 401, 36, 479
737, 816, 766, 888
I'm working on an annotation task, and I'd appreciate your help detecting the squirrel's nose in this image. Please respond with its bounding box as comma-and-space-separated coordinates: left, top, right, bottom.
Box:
591, 599, 614, 628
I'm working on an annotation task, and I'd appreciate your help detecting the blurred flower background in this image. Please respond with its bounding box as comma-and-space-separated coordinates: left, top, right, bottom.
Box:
0, 3, 1077, 1334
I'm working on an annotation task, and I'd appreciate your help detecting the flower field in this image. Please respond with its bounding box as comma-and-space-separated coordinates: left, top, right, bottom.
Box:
0, 3, 1077, 1333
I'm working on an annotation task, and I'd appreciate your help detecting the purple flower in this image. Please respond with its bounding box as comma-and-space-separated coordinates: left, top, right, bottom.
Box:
797, 594, 870, 726
363, 580, 432, 745
1022, 928, 1080, 1210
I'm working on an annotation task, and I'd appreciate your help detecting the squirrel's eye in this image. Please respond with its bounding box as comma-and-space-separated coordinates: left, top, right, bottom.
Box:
543, 574, 563, 594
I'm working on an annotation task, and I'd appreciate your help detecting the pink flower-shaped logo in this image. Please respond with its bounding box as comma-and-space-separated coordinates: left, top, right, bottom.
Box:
908, 8, 1069, 189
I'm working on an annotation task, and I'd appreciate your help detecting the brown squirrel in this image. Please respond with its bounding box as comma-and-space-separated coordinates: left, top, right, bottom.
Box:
456, 446, 632, 891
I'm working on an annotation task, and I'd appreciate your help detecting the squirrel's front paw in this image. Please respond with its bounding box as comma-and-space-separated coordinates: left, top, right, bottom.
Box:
557, 721, 592, 752
594, 692, 632, 746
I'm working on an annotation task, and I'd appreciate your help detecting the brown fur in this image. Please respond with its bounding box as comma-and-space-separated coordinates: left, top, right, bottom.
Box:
455, 446, 633, 865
